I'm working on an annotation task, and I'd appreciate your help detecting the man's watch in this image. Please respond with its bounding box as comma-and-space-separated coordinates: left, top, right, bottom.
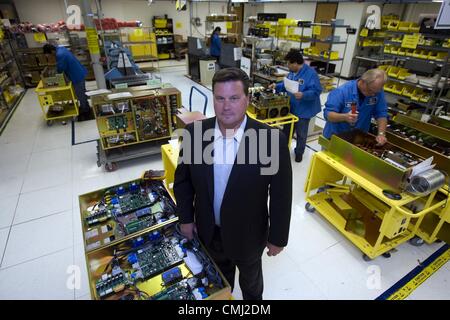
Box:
377, 131, 385, 136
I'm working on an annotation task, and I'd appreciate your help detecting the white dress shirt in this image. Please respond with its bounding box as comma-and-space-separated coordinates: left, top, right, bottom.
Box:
213, 116, 247, 226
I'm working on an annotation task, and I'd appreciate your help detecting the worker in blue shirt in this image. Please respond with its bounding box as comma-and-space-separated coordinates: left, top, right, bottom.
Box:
43, 44, 92, 121
269, 49, 322, 162
210, 27, 222, 63
323, 68, 388, 145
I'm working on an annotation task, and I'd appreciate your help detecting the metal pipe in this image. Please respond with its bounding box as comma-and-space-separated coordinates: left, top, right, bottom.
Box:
80, 0, 106, 89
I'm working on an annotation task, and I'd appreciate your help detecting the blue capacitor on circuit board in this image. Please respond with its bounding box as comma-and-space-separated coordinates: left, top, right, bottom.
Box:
130, 182, 139, 193
117, 186, 126, 196
127, 253, 138, 264
149, 231, 161, 242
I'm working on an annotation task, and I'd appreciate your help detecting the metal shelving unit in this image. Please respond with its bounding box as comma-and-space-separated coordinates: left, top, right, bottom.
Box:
10, 30, 95, 87
0, 36, 26, 134
276, 21, 353, 86
152, 16, 175, 60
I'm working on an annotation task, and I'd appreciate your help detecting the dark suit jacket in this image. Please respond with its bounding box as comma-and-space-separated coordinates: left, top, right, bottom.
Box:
173, 116, 292, 261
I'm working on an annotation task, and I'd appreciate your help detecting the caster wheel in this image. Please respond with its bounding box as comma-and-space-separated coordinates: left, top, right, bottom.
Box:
363, 254, 372, 262
382, 252, 391, 258
46, 120, 54, 126
105, 162, 118, 172
61, 121, 67, 125
305, 202, 315, 213
409, 237, 425, 247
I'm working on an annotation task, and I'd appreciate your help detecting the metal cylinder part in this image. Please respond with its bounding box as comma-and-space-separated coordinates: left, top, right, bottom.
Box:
406, 169, 446, 196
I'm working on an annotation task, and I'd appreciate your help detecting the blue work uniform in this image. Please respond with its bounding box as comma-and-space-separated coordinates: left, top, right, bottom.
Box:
275, 64, 322, 158
323, 79, 388, 139
56, 46, 89, 112
275, 64, 322, 119
56, 46, 87, 84
210, 33, 221, 58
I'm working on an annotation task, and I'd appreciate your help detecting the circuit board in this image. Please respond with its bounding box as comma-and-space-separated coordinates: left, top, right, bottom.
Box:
135, 238, 183, 279
150, 281, 195, 300
89, 222, 228, 300
95, 269, 127, 298
83, 180, 177, 251
107, 115, 128, 131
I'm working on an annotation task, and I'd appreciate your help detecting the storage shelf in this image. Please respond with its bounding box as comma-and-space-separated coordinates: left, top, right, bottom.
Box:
121, 41, 155, 45
383, 53, 447, 67
384, 29, 450, 40
385, 40, 450, 53
384, 90, 431, 107
303, 54, 343, 62
386, 76, 445, 90
354, 56, 394, 63
438, 97, 450, 103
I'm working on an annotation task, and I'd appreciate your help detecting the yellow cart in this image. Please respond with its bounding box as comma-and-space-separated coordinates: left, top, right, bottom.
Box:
304, 151, 447, 261
246, 109, 299, 147
408, 187, 450, 246
161, 143, 179, 198
35, 80, 79, 126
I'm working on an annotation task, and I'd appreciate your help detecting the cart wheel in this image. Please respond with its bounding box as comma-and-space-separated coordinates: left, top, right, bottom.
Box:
46, 120, 54, 126
409, 236, 424, 247
382, 252, 391, 258
61, 120, 67, 125
363, 254, 372, 262
305, 202, 315, 213
105, 162, 118, 172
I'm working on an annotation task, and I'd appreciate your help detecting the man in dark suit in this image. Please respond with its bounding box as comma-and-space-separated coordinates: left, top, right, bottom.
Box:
173, 68, 292, 300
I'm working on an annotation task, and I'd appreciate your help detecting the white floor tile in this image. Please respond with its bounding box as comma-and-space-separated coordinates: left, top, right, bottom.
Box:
0, 152, 30, 176
72, 142, 104, 181
33, 124, 72, 152
1, 210, 73, 268
285, 211, 342, 265
116, 155, 163, 183
76, 293, 92, 300
0, 140, 35, 158
73, 119, 99, 144
0, 174, 24, 197
298, 240, 397, 300
262, 252, 327, 300
14, 184, 72, 224
0, 194, 19, 229
74, 244, 90, 299
73, 171, 121, 196
72, 197, 84, 246
0, 228, 10, 262
27, 147, 72, 172
21, 163, 72, 194
0, 248, 74, 299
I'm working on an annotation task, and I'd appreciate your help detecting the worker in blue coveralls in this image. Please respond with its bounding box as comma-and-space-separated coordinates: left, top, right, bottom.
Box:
43, 43, 93, 122
210, 26, 222, 63
269, 49, 322, 162
323, 68, 388, 146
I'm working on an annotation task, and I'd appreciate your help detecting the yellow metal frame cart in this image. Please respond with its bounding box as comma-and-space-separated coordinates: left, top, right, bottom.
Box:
246, 110, 299, 147
35, 80, 79, 126
91, 87, 182, 171
161, 143, 178, 198
304, 151, 447, 261
409, 187, 450, 246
